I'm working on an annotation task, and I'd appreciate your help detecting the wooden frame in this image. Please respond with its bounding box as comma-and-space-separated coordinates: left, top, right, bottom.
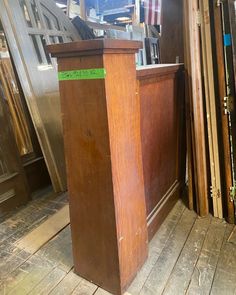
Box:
183, 0, 209, 216
0, 0, 80, 192
199, 0, 223, 218
212, 0, 236, 222
137, 64, 186, 239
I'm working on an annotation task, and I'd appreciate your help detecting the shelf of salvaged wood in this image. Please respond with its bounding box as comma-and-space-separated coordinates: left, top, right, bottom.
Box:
48, 39, 186, 294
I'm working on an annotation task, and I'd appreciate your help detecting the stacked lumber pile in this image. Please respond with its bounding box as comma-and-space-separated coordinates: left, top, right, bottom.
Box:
184, 0, 236, 222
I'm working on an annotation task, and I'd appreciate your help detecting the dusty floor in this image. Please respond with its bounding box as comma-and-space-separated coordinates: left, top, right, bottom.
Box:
0, 190, 235, 295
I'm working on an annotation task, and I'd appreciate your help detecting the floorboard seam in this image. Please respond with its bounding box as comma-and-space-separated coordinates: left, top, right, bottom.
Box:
208, 222, 228, 294
161, 211, 198, 295
183, 216, 213, 294
92, 287, 99, 295
27, 265, 68, 295
0, 215, 69, 283
138, 206, 187, 295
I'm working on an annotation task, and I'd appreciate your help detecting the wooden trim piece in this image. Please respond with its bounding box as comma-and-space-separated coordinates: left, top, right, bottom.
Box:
147, 181, 182, 240
0, 172, 18, 184
212, 0, 235, 222
184, 0, 209, 216
15, 205, 70, 254
183, 0, 195, 210
48, 39, 143, 57
0, 189, 15, 204
136, 64, 184, 79
199, 0, 223, 218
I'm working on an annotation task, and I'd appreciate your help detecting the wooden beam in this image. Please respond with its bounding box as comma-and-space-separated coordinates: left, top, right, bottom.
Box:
184, 0, 209, 216
212, 0, 235, 222
199, 0, 223, 218
183, 0, 195, 210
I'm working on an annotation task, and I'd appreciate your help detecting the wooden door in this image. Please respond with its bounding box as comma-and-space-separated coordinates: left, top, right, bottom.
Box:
228, 0, 236, 89
212, 0, 236, 222
0, 86, 29, 215
160, 0, 184, 63
227, 0, 236, 219
0, 0, 80, 192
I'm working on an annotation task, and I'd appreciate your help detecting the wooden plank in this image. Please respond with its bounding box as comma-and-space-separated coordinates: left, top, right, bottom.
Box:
95, 288, 112, 295
183, 0, 196, 211
140, 208, 197, 295
15, 205, 70, 254
210, 224, 236, 295
128, 200, 185, 294
199, 0, 223, 218
0, 59, 33, 155
0, 189, 66, 244
227, 225, 236, 244
28, 267, 66, 295
0, 249, 30, 281
36, 225, 73, 272
49, 269, 83, 295
0, 191, 69, 284
184, 0, 209, 216
72, 279, 98, 295
162, 215, 212, 294
211, 0, 235, 223
3, 254, 55, 295
0, 207, 53, 244
0, 259, 32, 295
186, 218, 227, 294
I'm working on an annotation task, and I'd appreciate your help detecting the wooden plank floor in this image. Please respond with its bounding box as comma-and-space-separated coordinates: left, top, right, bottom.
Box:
0, 191, 235, 295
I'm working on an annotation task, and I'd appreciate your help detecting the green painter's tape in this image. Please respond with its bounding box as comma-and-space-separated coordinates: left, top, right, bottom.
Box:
58, 68, 106, 81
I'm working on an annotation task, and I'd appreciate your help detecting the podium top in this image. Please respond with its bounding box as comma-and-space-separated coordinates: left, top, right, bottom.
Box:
47, 39, 142, 58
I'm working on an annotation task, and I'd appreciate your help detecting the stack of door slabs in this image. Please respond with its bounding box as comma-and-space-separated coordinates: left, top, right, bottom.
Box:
184, 0, 236, 223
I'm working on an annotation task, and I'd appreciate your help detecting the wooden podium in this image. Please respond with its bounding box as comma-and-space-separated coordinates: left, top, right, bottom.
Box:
48, 39, 148, 294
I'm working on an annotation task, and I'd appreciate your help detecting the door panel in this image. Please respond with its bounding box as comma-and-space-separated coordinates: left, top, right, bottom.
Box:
228, 0, 236, 90
212, 0, 236, 222
0, 0, 81, 192
0, 86, 29, 214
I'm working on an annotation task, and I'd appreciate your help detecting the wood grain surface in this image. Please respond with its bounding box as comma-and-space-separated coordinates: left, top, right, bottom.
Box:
49, 39, 148, 295
137, 64, 186, 239
212, 1, 235, 223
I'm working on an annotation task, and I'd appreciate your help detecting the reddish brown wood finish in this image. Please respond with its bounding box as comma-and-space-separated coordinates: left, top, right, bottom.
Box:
48, 39, 148, 295
212, 2, 235, 223
160, 0, 184, 63
0, 95, 30, 213
184, 0, 209, 217
137, 64, 186, 239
